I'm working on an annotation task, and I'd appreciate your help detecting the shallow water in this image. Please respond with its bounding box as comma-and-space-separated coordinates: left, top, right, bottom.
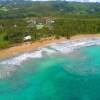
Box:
0, 38, 100, 100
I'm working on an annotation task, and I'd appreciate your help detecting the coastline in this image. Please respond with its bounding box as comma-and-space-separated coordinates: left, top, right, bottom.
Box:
0, 34, 100, 59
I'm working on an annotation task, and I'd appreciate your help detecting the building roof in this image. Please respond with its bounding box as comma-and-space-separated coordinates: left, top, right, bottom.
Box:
23, 35, 31, 41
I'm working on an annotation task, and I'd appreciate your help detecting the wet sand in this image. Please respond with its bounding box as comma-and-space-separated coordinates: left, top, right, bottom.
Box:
0, 34, 100, 59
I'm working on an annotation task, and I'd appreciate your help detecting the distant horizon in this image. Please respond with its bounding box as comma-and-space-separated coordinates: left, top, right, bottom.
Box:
30, 0, 100, 2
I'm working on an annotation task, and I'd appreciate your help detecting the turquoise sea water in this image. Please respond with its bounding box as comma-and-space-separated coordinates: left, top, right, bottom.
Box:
1, 39, 100, 100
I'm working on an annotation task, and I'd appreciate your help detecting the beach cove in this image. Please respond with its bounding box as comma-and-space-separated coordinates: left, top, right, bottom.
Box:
0, 35, 100, 99
1, 34, 100, 59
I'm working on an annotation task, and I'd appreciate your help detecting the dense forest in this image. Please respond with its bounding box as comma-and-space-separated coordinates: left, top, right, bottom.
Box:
0, 1, 100, 49
0, 1, 100, 19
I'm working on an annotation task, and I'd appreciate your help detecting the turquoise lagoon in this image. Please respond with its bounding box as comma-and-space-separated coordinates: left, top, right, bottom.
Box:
0, 38, 100, 100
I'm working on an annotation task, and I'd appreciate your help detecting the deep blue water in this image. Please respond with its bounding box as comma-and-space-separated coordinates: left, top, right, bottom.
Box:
0, 45, 100, 100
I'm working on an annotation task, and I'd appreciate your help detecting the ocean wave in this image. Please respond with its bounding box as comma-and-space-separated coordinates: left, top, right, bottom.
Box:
50, 38, 100, 54
0, 48, 56, 79
0, 38, 100, 79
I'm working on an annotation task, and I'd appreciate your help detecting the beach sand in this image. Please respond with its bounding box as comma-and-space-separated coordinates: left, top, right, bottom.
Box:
0, 34, 100, 59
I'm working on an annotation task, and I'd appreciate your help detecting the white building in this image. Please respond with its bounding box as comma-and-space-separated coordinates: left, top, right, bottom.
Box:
23, 35, 31, 41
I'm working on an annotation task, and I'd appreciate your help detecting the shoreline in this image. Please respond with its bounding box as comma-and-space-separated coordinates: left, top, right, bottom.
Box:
0, 34, 100, 59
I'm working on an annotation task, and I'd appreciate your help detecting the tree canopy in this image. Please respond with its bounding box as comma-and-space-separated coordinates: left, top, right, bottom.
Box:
0, 1, 100, 19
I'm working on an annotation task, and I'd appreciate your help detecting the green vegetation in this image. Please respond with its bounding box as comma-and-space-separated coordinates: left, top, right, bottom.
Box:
0, 1, 100, 19
0, 1, 100, 49
0, 17, 100, 49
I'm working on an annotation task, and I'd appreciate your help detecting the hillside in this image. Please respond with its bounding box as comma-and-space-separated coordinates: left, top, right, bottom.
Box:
0, 1, 100, 19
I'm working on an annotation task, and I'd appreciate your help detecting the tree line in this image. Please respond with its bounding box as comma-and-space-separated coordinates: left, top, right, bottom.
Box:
0, 17, 100, 49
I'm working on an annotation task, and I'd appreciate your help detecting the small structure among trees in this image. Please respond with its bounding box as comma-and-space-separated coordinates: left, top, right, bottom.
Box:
27, 20, 36, 25
0, 25, 3, 29
23, 35, 31, 41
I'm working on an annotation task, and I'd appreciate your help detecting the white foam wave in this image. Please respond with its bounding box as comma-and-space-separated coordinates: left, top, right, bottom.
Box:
0, 48, 56, 78
0, 48, 56, 65
0, 38, 100, 79
49, 38, 100, 54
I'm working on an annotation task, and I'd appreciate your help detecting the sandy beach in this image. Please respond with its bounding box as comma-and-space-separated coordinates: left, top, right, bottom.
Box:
0, 34, 100, 59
